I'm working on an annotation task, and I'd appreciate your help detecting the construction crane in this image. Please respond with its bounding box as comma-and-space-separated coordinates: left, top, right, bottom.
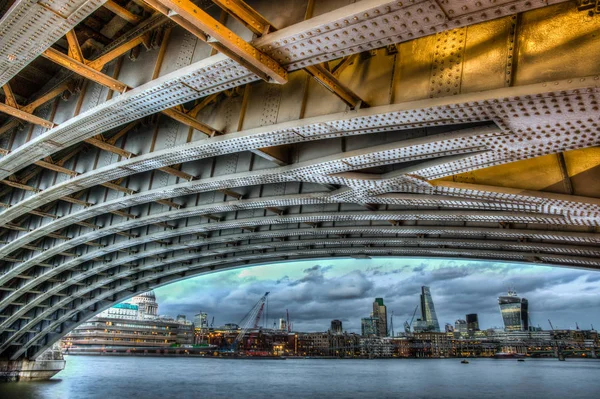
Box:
230, 292, 270, 352
548, 319, 555, 331
404, 305, 419, 333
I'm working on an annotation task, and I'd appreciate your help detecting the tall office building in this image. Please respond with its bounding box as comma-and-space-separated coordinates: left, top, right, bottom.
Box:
361, 317, 379, 336
419, 286, 440, 332
279, 318, 288, 331
498, 290, 529, 331
372, 298, 388, 337
455, 319, 467, 333
330, 319, 343, 335
194, 312, 208, 328
466, 313, 479, 331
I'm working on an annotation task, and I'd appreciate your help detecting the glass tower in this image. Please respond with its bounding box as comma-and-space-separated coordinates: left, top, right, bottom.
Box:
361, 317, 379, 336
466, 313, 479, 331
372, 298, 388, 337
194, 312, 208, 328
498, 291, 529, 331
419, 286, 440, 332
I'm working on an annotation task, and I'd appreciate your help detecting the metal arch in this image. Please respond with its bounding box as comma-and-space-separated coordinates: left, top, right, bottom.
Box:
0, 73, 596, 229
0, 0, 108, 87
3, 182, 592, 263
0, 73, 599, 235
9, 245, 600, 360
0, 174, 598, 282
0, 207, 577, 284
4, 220, 600, 307
0, 116, 598, 257
4, 220, 599, 314
1, 0, 600, 361
3, 232, 600, 333
3, 229, 600, 330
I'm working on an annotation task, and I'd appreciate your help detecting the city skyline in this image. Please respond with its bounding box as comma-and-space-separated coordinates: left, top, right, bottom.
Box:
154, 258, 600, 333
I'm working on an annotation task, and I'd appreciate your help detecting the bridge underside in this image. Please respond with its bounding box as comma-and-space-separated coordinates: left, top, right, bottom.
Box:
0, 0, 598, 360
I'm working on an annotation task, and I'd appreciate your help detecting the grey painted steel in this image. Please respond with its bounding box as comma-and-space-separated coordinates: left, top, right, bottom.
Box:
1, 0, 599, 361
0, 0, 107, 87
0, 0, 570, 180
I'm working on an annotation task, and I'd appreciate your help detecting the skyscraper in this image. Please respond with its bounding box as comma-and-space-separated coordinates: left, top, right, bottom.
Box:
372, 298, 388, 337
361, 317, 379, 336
330, 319, 343, 335
455, 319, 467, 333
498, 290, 529, 331
466, 313, 479, 331
419, 286, 440, 332
194, 312, 208, 328
279, 318, 287, 331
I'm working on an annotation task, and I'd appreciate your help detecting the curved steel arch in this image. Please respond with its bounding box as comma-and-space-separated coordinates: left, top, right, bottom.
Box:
9, 245, 600, 361
3, 233, 600, 334
1, 0, 600, 362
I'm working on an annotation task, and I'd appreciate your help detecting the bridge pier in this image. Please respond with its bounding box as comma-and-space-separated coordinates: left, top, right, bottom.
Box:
0, 345, 65, 382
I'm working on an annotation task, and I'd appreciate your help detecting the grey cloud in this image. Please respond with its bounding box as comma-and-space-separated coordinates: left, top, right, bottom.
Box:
155, 259, 600, 333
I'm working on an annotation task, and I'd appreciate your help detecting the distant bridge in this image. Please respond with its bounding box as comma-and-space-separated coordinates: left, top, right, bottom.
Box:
0, 0, 599, 362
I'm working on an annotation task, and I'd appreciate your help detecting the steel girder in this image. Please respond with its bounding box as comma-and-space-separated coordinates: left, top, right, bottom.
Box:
0, 80, 598, 254
0, 0, 108, 87
0, 0, 570, 178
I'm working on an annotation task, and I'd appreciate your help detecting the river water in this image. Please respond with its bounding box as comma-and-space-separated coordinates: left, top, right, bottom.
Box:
1, 355, 599, 398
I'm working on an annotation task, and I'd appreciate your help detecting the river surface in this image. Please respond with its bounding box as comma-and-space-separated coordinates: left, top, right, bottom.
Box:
1, 355, 599, 398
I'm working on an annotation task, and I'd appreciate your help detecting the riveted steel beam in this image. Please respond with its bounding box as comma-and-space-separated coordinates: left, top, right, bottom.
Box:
3, 234, 599, 339
147, 0, 287, 84
212, 0, 365, 108
104, 0, 143, 25
42, 48, 130, 93
0, 0, 575, 183
0, 103, 56, 129
0, 0, 108, 87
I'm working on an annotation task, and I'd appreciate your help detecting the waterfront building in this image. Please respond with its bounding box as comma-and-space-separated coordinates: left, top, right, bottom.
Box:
372, 298, 388, 337
63, 317, 194, 353
361, 317, 379, 337
414, 286, 440, 332
466, 313, 480, 331
445, 323, 454, 333
359, 337, 394, 358
63, 291, 193, 353
297, 332, 330, 356
413, 332, 450, 358
498, 290, 529, 331
194, 312, 209, 328
455, 319, 467, 333
97, 303, 140, 320
330, 319, 343, 335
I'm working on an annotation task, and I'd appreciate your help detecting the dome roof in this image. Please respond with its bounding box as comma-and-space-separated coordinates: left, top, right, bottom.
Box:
134, 291, 156, 299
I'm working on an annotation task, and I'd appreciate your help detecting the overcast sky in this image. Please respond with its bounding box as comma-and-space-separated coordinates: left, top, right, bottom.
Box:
150, 258, 600, 333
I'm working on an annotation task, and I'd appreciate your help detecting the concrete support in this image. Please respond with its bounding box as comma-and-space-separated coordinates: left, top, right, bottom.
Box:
0, 344, 65, 382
